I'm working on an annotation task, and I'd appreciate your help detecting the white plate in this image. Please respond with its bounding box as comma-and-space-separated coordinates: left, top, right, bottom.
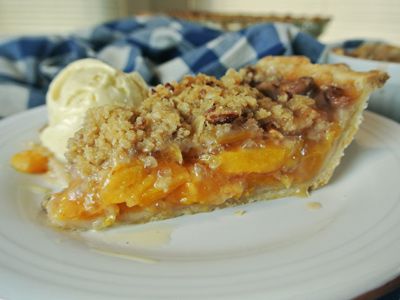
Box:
1, 106, 400, 300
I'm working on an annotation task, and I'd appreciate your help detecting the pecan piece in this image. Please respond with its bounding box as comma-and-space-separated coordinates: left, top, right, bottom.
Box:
279, 77, 316, 97
255, 81, 280, 99
205, 108, 239, 125
312, 88, 330, 110
259, 120, 277, 132
324, 86, 351, 108
205, 80, 216, 87
164, 82, 175, 92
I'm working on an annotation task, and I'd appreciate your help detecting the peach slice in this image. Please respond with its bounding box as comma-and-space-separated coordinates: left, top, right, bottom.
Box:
216, 145, 289, 174
100, 160, 189, 207
11, 150, 48, 173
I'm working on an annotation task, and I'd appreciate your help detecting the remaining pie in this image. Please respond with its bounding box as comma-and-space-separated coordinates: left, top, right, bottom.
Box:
334, 42, 400, 63
41, 56, 387, 229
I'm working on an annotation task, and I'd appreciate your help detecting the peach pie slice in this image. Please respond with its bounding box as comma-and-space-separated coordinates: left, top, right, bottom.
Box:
44, 56, 388, 229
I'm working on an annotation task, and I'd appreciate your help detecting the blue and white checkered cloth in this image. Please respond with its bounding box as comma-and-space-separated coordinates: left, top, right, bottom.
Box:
0, 15, 324, 118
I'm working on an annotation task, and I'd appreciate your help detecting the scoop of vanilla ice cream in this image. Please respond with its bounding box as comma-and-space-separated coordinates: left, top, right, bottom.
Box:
40, 58, 148, 162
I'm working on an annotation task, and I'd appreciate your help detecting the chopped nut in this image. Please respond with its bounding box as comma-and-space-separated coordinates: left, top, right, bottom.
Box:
279, 76, 316, 97
324, 86, 351, 108
164, 82, 175, 92
255, 81, 279, 99
205, 108, 239, 125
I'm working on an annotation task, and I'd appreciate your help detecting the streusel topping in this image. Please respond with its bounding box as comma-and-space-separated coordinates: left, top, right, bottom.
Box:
67, 68, 333, 176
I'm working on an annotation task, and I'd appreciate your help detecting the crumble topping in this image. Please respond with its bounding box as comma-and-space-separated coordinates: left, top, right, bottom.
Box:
67, 106, 138, 176
67, 67, 338, 177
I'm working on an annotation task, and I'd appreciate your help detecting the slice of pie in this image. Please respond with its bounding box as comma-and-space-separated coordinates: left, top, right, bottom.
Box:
43, 56, 388, 229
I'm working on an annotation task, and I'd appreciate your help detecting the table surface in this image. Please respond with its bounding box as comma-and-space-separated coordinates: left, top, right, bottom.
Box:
357, 275, 400, 300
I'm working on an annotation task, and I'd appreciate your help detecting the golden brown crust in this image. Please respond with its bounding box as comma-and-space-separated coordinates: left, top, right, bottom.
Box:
256, 56, 388, 88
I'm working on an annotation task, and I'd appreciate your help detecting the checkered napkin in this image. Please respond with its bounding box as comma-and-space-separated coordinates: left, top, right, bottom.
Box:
0, 15, 324, 118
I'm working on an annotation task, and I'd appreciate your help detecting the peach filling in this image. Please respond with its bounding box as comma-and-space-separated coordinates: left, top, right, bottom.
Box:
11, 149, 48, 173
46, 124, 340, 224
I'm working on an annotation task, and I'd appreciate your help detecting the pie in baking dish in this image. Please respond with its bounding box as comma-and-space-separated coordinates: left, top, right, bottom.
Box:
39, 56, 387, 229
334, 42, 400, 63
